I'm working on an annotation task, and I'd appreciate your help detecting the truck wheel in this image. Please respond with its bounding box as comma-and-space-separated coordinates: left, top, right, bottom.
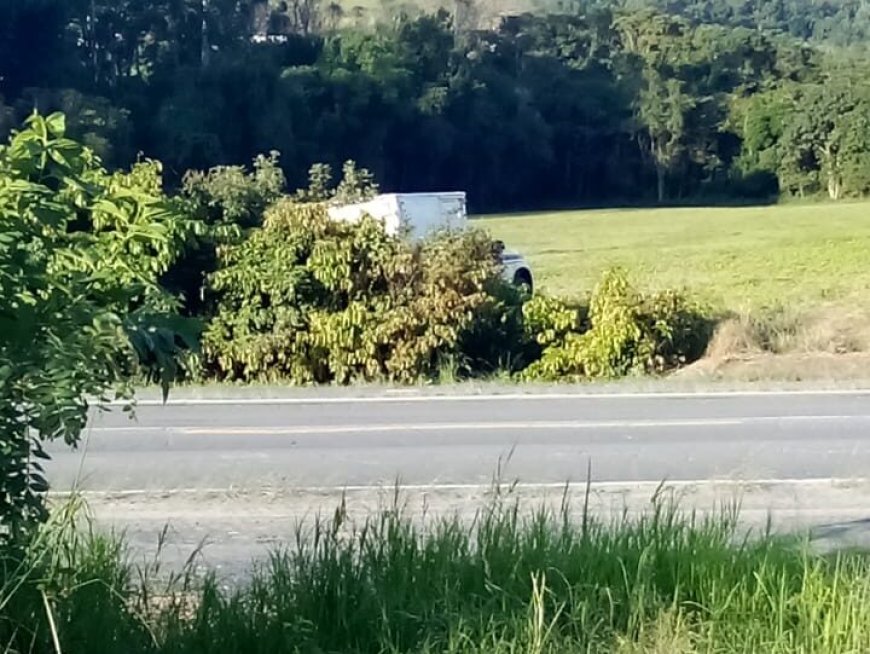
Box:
513, 269, 533, 295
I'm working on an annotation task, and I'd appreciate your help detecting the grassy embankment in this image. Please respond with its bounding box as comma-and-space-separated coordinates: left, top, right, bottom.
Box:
482, 202, 870, 376
5, 494, 870, 653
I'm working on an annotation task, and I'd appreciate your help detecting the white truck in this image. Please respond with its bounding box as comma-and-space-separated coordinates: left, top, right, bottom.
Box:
326, 192, 534, 292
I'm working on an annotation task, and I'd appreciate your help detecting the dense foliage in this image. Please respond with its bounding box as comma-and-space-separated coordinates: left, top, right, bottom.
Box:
0, 114, 195, 543
614, 0, 870, 48
3, 0, 870, 210
204, 200, 520, 383
522, 269, 710, 380
202, 198, 706, 384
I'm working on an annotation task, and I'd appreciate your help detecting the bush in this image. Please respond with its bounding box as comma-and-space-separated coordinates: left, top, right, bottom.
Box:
0, 113, 196, 543
522, 294, 585, 348
203, 207, 711, 385
294, 159, 380, 204
522, 269, 710, 381
203, 200, 518, 384
181, 152, 286, 229
162, 153, 287, 317
455, 279, 533, 376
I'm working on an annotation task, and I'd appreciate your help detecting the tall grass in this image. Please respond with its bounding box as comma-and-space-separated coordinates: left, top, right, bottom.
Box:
4, 489, 870, 653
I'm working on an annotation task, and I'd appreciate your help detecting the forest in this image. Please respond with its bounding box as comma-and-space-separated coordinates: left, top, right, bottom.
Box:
1, 0, 869, 212
615, 0, 870, 47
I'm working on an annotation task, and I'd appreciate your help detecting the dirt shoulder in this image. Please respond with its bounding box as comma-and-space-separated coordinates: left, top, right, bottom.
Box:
677, 352, 870, 383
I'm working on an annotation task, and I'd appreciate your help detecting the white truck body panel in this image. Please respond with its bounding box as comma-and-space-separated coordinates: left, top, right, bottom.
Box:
327, 192, 467, 240
327, 192, 533, 291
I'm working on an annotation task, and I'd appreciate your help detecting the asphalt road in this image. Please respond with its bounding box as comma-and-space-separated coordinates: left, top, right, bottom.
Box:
45, 389, 870, 578
48, 389, 870, 492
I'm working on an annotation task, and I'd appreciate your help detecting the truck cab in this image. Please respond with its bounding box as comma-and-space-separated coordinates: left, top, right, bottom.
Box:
493, 240, 534, 294
327, 192, 533, 292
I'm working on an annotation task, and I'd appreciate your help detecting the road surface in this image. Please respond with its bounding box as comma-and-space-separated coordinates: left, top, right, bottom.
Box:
46, 388, 870, 578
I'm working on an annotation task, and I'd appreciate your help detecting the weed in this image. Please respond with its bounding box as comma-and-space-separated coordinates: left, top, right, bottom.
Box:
4, 492, 870, 653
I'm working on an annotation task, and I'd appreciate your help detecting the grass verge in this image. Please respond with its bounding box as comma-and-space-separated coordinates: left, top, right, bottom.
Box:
4, 491, 870, 653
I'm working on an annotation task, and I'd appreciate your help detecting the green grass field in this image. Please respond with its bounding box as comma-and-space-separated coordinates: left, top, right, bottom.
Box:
479, 201, 870, 311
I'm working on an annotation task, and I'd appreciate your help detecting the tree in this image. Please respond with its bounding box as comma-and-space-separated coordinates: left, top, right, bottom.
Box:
0, 113, 196, 543
0, 0, 75, 96
636, 70, 695, 202
778, 79, 870, 199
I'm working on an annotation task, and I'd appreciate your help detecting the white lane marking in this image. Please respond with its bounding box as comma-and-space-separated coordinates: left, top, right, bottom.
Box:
106, 388, 870, 407
51, 477, 870, 498
84, 426, 167, 433
84, 414, 870, 436
182, 419, 746, 434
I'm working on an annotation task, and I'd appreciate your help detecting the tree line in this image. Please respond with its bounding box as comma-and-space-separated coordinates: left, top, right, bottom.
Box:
1, 0, 869, 211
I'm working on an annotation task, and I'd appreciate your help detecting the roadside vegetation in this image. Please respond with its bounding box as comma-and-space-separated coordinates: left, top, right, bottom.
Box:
5, 1, 870, 648
486, 203, 870, 376
201, 198, 708, 384
5, 492, 870, 653
2, 110, 867, 544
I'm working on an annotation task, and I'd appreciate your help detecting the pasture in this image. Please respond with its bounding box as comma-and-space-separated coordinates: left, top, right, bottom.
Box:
481, 202, 870, 312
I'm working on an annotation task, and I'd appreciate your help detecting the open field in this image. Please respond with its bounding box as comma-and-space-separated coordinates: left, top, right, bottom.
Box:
480, 201, 870, 312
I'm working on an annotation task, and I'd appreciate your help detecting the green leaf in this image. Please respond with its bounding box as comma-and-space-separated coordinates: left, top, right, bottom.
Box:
45, 112, 66, 137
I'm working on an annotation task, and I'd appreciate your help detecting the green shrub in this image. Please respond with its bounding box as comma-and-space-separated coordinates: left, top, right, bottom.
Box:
295, 159, 379, 204
522, 294, 585, 348
203, 200, 515, 384
203, 209, 711, 385
0, 113, 196, 543
456, 279, 533, 375
522, 269, 710, 381
161, 153, 286, 317
181, 152, 286, 229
